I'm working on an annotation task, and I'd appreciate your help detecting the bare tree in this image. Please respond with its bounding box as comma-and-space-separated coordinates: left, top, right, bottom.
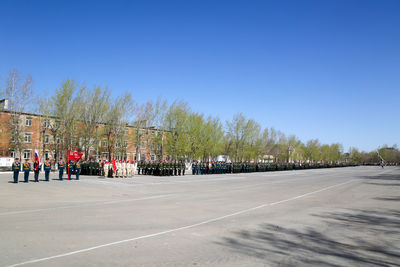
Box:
1, 69, 34, 158
103, 93, 133, 161
76, 85, 110, 158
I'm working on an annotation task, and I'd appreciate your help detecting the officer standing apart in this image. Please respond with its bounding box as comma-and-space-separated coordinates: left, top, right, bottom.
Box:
23, 159, 31, 183
12, 158, 21, 183
75, 160, 81, 180
58, 158, 65, 181
44, 159, 51, 181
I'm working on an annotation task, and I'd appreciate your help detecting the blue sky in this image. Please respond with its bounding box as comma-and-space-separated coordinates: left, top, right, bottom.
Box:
1, 0, 399, 152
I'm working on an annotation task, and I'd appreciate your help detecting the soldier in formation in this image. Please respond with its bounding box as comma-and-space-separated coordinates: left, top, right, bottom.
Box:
12, 158, 21, 183
44, 159, 51, 181
137, 160, 185, 176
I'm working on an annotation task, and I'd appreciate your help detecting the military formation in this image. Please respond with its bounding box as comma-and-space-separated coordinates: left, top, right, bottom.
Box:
137, 161, 186, 176
191, 161, 356, 175
11, 155, 357, 183
11, 158, 82, 183
103, 160, 135, 178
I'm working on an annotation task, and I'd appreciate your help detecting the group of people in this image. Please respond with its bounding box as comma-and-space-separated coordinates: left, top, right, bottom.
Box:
137, 161, 186, 176
11, 158, 80, 183
191, 161, 355, 175
103, 160, 136, 178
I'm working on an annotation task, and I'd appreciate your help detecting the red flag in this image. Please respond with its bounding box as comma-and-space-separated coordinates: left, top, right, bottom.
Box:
68, 150, 83, 161
112, 159, 117, 172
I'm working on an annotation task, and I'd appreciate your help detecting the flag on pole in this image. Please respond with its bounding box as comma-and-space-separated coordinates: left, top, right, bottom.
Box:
34, 149, 40, 171
112, 159, 117, 172
68, 150, 83, 161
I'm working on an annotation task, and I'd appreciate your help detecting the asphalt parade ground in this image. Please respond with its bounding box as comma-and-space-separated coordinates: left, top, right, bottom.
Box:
1, 166, 399, 267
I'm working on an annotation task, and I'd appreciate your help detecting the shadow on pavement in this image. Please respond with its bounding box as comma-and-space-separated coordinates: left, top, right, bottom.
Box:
374, 196, 400, 201
216, 209, 400, 266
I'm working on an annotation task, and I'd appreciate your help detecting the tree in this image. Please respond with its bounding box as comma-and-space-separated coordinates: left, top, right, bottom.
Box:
76, 85, 110, 158
132, 98, 167, 161
303, 139, 321, 162
103, 93, 133, 161
163, 100, 190, 160
1, 69, 34, 158
225, 113, 261, 162
50, 79, 83, 160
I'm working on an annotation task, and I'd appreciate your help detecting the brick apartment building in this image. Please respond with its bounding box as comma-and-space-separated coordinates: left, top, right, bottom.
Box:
0, 99, 164, 162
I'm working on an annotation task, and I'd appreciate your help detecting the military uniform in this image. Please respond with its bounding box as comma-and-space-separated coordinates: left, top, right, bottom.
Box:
12, 160, 21, 183
58, 160, 65, 180
33, 161, 41, 182
75, 161, 81, 180
104, 161, 109, 178
23, 161, 31, 182
44, 160, 51, 181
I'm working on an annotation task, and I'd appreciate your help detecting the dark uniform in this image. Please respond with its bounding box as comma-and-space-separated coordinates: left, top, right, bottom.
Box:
58, 160, 65, 180
23, 161, 31, 182
12, 160, 21, 183
75, 161, 81, 180
67, 161, 74, 180
34, 161, 40, 182
44, 160, 51, 181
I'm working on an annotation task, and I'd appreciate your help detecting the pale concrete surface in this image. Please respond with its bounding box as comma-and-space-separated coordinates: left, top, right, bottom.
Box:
0, 166, 399, 266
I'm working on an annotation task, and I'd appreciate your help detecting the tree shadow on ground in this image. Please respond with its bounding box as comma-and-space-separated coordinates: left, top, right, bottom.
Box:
359, 173, 400, 187
374, 196, 400, 201
216, 209, 400, 266
361, 173, 400, 181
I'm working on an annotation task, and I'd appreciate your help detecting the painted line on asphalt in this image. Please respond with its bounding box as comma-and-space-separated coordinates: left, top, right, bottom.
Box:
6, 179, 356, 267
0, 194, 172, 216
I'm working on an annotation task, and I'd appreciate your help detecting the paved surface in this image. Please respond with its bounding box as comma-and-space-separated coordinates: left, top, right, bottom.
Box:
0, 166, 399, 267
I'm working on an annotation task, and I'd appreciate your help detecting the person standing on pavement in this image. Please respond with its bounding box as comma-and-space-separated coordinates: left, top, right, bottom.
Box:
12, 158, 21, 183
23, 159, 31, 183
44, 159, 51, 181
75, 160, 81, 180
58, 158, 65, 180
33, 158, 41, 182
68, 160, 74, 180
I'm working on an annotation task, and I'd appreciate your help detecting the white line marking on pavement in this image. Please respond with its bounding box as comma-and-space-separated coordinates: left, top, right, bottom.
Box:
0, 195, 172, 216
6, 179, 355, 267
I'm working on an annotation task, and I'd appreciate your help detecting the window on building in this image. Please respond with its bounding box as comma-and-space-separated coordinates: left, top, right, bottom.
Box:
124, 128, 129, 135
151, 154, 155, 161
44, 151, 49, 160
24, 133, 32, 143
103, 139, 108, 147
56, 137, 60, 144
24, 150, 31, 160
44, 119, 50, 128
102, 152, 108, 159
140, 154, 145, 161
44, 135, 50, 144
123, 140, 128, 148
10, 150, 15, 158
25, 117, 32, 127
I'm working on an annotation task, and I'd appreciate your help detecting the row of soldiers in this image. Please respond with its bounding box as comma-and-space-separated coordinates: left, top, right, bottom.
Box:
11, 158, 81, 183
192, 162, 355, 175
137, 161, 186, 176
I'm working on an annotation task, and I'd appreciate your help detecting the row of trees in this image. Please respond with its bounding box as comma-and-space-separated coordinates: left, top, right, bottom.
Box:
1, 69, 399, 164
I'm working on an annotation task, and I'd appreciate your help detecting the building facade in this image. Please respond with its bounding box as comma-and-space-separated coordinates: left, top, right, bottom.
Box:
0, 108, 165, 162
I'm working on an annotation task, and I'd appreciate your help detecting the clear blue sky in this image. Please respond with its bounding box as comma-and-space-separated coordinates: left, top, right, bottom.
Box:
1, 0, 399, 152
